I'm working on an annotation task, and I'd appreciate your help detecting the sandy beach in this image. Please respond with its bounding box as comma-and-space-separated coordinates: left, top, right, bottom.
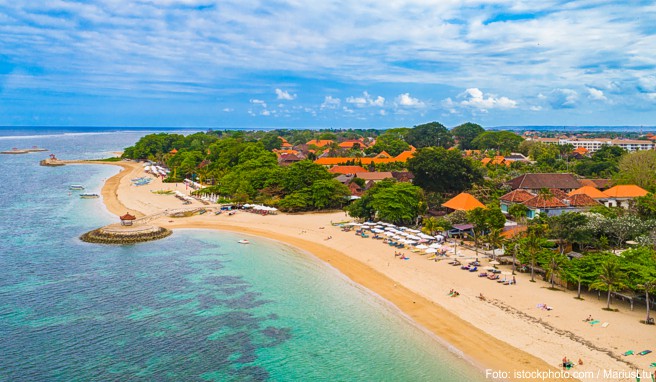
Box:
90, 160, 655, 382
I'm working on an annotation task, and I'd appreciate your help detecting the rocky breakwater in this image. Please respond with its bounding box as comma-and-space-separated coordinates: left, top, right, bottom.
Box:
80, 223, 172, 244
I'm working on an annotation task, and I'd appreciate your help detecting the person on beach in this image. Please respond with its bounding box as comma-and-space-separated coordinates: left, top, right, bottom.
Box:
578, 358, 583, 365
584, 315, 593, 322
562, 356, 568, 368
513, 276, 516, 285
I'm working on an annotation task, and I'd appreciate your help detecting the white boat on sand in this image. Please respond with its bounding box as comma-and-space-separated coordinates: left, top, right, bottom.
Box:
238, 239, 250, 244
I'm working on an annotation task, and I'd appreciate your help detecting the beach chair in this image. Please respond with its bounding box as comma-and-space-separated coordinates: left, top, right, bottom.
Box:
601, 322, 609, 328
589, 320, 600, 326
623, 350, 634, 356
638, 350, 652, 356
469, 266, 478, 272
478, 272, 488, 277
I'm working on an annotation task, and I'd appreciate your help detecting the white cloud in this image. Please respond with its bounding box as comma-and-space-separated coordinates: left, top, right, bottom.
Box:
261, 110, 271, 116
320, 95, 341, 109
529, 106, 542, 111
447, 88, 517, 112
548, 88, 578, 109
395, 93, 425, 107
587, 87, 607, 101
222, 107, 234, 112
379, 109, 386, 116
275, 88, 296, 100
342, 106, 354, 113
346, 91, 385, 107
250, 99, 267, 107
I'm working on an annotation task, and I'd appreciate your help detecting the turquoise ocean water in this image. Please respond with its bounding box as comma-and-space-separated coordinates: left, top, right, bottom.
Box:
0, 130, 485, 381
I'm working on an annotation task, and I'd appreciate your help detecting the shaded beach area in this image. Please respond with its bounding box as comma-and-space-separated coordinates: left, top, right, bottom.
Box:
86, 159, 654, 381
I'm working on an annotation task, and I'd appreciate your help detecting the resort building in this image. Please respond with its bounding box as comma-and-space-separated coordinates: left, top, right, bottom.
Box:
500, 189, 601, 219
314, 149, 415, 167
355, 172, 395, 183
442, 192, 486, 212
602, 185, 649, 209
532, 137, 654, 152
505, 173, 582, 193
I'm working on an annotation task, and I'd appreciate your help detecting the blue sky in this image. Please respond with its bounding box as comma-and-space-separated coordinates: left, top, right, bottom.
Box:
1, 0, 655, 128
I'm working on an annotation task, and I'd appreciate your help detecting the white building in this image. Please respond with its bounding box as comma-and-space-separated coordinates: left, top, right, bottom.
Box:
533, 137, 654, 152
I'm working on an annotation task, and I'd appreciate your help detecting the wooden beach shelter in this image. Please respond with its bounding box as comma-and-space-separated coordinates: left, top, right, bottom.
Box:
120, 212, 137, 226
442, 192, 486, 212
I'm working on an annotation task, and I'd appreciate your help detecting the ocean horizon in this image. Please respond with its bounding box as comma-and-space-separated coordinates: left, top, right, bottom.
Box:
0, 124, 655, 139
0, 130, 485, 381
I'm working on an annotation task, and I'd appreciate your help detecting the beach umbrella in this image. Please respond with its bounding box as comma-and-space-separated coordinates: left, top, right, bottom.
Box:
489, 260, 500, 265
415, 244, 428, 249
425, 248, 437, 254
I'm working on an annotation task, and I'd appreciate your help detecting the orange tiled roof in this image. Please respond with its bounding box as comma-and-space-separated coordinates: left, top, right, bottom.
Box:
568, 186, 607, 199
549, 188, 569, 200
278, 136, 289, 143
523, 195, 568, 208
573, 147, 589, 154
442, 193, 486, 211
500, 189, 535, 203
567, 194, 600, 207
603, 185, 648, 198
306, 139, 334, 147
481, 158, 491, 165
314, 150, 414, 166
328, 165, 368, 174
281, 142, 293, 148
338, 140, 367, 148
170, 148, 178, 154
501, 225, 527, 239
375, 151, 392, 158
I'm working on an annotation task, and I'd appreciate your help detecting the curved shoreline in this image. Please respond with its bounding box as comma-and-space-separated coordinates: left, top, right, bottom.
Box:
86, 160, 575, 382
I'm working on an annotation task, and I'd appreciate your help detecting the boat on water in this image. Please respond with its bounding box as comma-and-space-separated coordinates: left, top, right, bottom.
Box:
1, 146, 47, 154
238, 239, 250, 244
79, 193, 100, 199
1, 148, 29, 154
69, 185, 85, 190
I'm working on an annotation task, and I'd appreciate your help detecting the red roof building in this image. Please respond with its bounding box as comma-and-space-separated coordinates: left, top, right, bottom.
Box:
328, 165, 368, 175
120, 212, 137, 226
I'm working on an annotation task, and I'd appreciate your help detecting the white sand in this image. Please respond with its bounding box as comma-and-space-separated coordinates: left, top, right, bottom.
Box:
88, 160, 656, 382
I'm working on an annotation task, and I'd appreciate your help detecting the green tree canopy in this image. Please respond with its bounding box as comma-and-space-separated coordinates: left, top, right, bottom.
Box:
471, 131, 524, 152
615, 150, 656, 192
405, 121, 454, 149
407, 147, 483, 194
369, 131, 409, 156
451, 122, 485, 150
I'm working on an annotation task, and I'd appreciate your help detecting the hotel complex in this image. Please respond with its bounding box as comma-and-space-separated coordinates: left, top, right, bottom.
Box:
531, 137, 654, 152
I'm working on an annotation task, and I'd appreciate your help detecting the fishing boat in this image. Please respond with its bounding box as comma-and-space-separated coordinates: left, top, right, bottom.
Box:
79, 193, 100, 199
238, 239, 250, 244
69, 185, 85, 190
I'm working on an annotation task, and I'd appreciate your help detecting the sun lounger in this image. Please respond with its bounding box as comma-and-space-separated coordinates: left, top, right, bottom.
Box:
638, 350, 652, 356
478, 272, 488, 277
589, 320, 600, 325
623, 350, 634, 356
601, 322, 609, 328
650, 362, 656, 367
469, 266, 478, 272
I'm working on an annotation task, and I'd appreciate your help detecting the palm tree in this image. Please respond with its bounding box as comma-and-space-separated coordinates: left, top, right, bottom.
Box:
545, 252, 566, 289
522, 225, 545, 282
637, 271, 656, 324
590, 258, 626, 310
485, 228, 505, 259
422, 217, 440, 236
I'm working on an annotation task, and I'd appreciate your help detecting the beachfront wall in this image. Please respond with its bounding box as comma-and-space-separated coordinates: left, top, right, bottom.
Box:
604, 198, 632, 209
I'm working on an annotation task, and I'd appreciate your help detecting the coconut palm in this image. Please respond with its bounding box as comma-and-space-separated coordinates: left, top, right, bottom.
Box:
484, 228, 505, 259
545, 252, 566, 289
637, 271, 656, 324
590, 258, 626, 310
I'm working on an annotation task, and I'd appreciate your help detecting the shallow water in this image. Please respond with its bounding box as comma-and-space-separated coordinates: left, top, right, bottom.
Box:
0, 130, 485, 381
